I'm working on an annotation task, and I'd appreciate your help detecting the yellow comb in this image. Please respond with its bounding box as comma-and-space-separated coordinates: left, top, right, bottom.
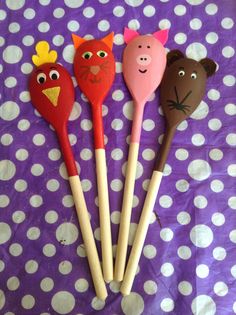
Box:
32, 41, 57, 67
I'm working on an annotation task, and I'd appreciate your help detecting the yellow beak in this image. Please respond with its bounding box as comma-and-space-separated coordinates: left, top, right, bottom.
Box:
42, 87, 61, 107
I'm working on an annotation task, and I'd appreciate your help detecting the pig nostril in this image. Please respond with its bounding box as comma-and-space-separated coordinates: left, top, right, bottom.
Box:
141, 58, 143, 60
144, 58, 147, 60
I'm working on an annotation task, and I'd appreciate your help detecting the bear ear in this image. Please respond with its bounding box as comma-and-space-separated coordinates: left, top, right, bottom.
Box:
199, 58, 217, 77
167, 50, 185, 67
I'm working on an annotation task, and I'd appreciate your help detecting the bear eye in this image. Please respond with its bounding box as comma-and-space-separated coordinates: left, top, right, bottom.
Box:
82, 51, 93, 59
97, 50, 108, 58
178, 69, 185, 77
49, 70, 60, 80
37, 73, 46, 84
191, 72, 197, 79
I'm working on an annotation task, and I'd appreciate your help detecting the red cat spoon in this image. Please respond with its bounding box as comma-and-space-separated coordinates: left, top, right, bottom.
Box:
28, 41, 107, 300
72, 33, 115, 282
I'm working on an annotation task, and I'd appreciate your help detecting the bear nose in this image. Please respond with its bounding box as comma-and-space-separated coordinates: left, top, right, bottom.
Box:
136, 54, 152, 66
90, 65, 100, 75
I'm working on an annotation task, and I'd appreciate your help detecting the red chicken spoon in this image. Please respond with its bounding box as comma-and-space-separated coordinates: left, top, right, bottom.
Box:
72, 33, 115, 282
28, 41, 107, 300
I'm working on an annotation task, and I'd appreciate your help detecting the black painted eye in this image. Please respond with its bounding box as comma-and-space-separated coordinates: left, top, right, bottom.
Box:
49, 70, 60, 80
82, 51, 93, 59
191, 72, 197, 79
178, 69, 185, 77
37, 73, 46, 84
138, 45, 142, 48
147, 45, 150, 48
97, 50, 108, 58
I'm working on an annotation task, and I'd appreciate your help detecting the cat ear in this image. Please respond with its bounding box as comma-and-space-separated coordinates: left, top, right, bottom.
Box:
101, 32, 114, 50
72, 34, 86, 49
124, 27, 139, 44
153, 29, 169, 45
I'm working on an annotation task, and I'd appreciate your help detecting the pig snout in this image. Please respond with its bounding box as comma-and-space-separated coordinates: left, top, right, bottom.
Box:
136, 54, 152, 66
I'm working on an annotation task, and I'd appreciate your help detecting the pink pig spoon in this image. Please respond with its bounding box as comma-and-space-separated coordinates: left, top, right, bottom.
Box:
114, 27, 168, 282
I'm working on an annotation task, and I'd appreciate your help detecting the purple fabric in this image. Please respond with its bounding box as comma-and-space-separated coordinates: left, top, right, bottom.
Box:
0, 0, 236, 314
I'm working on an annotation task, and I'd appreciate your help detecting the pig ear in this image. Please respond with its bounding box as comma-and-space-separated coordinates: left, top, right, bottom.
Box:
153, 29, 169, 45
101, 32, 114, 50
167, 50, 185, 67
72, 34, 86, 49
199, 58, 217, 77
124, 27, 139, 44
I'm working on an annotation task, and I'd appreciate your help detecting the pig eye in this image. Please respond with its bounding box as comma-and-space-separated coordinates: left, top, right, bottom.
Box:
49, 70, 60, 80
178, 69, 185, 77
147, 45, 150, 48
37, 73, 46, 84
97, 50, 108, 58
138, 45, 142, 48
191, 72, 197, 79
82, 51, 93, 59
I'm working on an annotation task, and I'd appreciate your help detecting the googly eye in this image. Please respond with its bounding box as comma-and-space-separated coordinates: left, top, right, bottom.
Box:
191, 72, 197, 79
178, 70, 185, 77
37, 73, 46, 84
97, 50, 108, 58
49, 70, 60, 80
82, 51, 93, 60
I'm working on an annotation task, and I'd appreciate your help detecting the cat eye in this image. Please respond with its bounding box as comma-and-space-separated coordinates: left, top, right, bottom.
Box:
49, 70, 60, 80
82, 51, 93, 60
191, 72, 197, 79
178, 69, 185, 77
37, 73, 46, 84
97, 50, 108, 58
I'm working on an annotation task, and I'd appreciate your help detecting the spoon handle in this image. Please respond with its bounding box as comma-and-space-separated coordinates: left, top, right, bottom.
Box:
114, 104, 144, 282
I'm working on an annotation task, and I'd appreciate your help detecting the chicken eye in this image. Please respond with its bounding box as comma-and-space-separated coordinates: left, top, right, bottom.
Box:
37, 73, 46, 84
178, 69, 185, 77
49, 70, 60, 80
191, 72, 197, 79
97, 50, 108, 58
82, 52, 93, 59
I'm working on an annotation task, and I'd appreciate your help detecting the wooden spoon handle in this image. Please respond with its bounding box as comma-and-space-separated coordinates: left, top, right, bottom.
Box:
69, 175, 108, 300
95, 148, 113, 282
120, 170, 163, 296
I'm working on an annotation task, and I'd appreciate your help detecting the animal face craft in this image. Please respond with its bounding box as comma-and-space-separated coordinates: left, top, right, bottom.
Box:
123, 27, 169, 105
72, 33, 115, 107
160, 50, 217, 127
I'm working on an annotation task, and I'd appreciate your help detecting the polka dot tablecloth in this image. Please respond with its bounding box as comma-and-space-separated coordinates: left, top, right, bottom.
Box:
0, 0, 236, 314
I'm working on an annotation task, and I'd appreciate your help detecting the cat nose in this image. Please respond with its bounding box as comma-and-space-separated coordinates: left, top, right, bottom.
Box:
90, 65, 100, 75
136, 54, 151, 66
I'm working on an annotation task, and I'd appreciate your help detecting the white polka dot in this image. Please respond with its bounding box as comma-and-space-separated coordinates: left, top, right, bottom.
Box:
43, 243, 56, 257
222, 46, 235, 58
83, 7, 95, 18
186, 42, 207, 61
7, 276, 20, 291
230, 230, 236, 243
160, 262, 174, 277
177, 120, 188, 131
63, 44, 75, 64
223, 75, 236, 87
175, 148, 189, 161
190, 224, 213, 248
176, 179, 189, 192
208, 89, 220, 101
25, 260, 38, 273
214, 281, 228, 296
186, 0, 204, 4
194, 195, 208, 209
210, 179, 224, 193
19, 91, 30, 102
0, 10, 7, 20
228, 197, 236, 210
144, 280, 157, 295
6, 0, 25, 10
53, 35, 64, 47
116, 62, 122, 73
39, 0, 50, 5
46, 179, 60, 192
48, 148, 61, 161
160, 228, 174, 242
123, 101, 133, 120
0, 195, 10, 207
196, 264, 209, 278
142, 149, 155, 161
191, 295, 216, 315
24, 8, 35, 19
22, 35, 34, 46
178, 281, 192, 296
27, 227, 40, 240
188, 159, 211, 181
0, 36, 5, 47
21, 295, 35, 310
67, 20, 80, 32
30, 195, 43, 207
191, 101, 209, 120
160, 298, 174, 312
1, 134, 13, 146
9, 22, 20, 33
0, 290, 5, 311
0, 261, 5, 272
53, 7, 65, 18
159, 195, 173, 208
45, 210, 58, 224
5, 76, 17, 88
18, 119, 30, 131
98, 19, 110, 32
174, 4, 186, 16
12, 210, 25, 224
79, 148, 92, 161
51, 291, 75, 314
125, 0, 144, 7
1, 101, 20, 121
143, 244, 156, 259
81, 179, 92, 192
109, 280, 120, 293
211, 212, 225, 226
38, 22, 50, 33
221, 17, 234, 29
40, 277, 54, 292
213, 247, 226, 261
111, 211, 120, 224
0, 160, 16, 181
177, 211, 191, 225
15, 148, 28, 161
80, 119, 92, 131
206, 32, 218, 44
121, 292, 144, 315
228, 164, 236, 177
111, 148, 123, 160
143, 119, 155, 131
59, 261, 72, 275
91, 297, 105, 310
110, 179, 123, 192
111, 119, 123, 131
9, 243, 23, 256
56, 222, 78, 245
75, 278, 88, 292
225, 103, 236, 115
21, 62, 33, 74
112, 90, 124, 101
209, 148, 223, 161
143, 5, 155, 17
142, 179, 150, 191
189, 18, 202, 30
31, 163, 44, 176
68, 102, 81, 121
128, 19, 140, 30
178, 246, 192, 260
113, 5, 125, 17
128, 223, 137, 246
226, 133, 236, 146
233, 301, 236, 313
159, 19, 171, 29
0, 222, 12, 244
14, 179, 27, 192
174, 32, 187, 45
77, 244, 86, 257
32, 134, 45, 146
59, 163, 68, 180
205, 3, 218, 15
231, 265, 236, 278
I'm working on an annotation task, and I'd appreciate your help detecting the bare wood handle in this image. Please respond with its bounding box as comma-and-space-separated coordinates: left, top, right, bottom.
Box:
95, 149, 113, 282
120, 171, 163, 296
69, 175, 107, 300
114, 142, 139, 282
